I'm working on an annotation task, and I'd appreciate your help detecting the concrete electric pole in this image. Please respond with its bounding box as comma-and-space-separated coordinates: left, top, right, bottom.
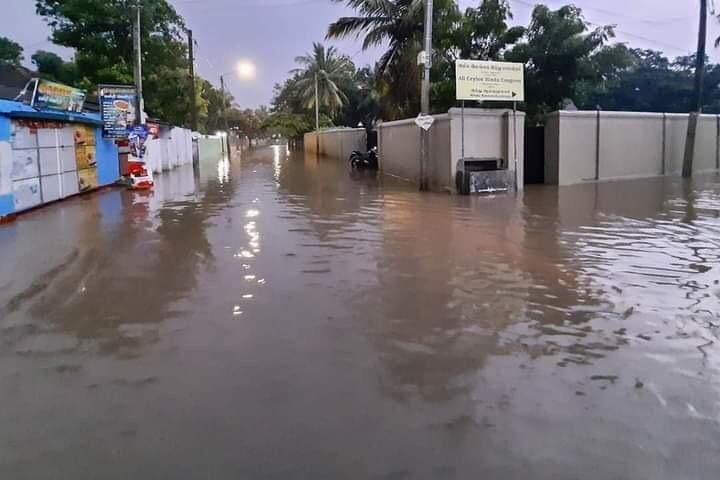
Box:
682, 0, 707, 178
220, 74, 231, 154
188, 29, 198, 132
419, 0, 434, 191
133, 0, 143, 125
314, 72, 320, 132
315, 72, 320, 154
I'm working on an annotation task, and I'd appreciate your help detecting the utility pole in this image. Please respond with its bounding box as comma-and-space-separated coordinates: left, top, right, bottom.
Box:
187, 29, 198, 131
315, 72, 320, 154
682, 0, 707, 178
419, 0, 434, 191
133, 0, 143, 126
314, 72, 320, 131
220, 74, 230, 154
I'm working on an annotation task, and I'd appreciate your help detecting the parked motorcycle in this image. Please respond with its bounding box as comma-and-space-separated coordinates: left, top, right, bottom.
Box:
349, 147, 378, 170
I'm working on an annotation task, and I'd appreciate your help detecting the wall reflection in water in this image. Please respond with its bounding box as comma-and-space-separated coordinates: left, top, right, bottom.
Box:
272, 159, 720, 403
1, 146, 719, 478
0, 164, 235, 357
373, 178, 720, 402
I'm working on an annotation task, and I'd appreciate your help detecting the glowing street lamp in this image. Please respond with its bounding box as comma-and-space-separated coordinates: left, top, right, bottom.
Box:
219, 59, 257, 153
236, 60, 257, 81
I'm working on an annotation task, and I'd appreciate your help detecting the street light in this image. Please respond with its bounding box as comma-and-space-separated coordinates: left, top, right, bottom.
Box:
219, 59, 257, 154
236, 60, 257, 81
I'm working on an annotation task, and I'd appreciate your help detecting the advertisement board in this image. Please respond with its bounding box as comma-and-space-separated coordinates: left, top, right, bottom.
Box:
128, 125, 149, 161
32, 79, 86, 112
147, 122, 160, 139
456, 60, 524, 102
99, 84, 137, 138
74, 125, 98, 191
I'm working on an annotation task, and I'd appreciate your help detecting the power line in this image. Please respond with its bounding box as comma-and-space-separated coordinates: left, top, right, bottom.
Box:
510, 0, 690, 25
509, 0, 691, 54
174, 0, 326, 7
593, 24, 690, 54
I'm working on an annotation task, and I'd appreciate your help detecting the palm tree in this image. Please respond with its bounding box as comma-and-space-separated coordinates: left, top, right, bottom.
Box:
327, 0, 428, 119
291, 42, 354, 126
327, 0, 424, 76
327, 0, 461, 119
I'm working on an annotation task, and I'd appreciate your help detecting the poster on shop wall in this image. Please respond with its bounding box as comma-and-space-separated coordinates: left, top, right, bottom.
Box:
0, 141, 12, 198
127, 125, 149, 162
147, 122, 160, 139
32, 79, 87, 112
99, 84, 137, 138
74, 125, 98, 191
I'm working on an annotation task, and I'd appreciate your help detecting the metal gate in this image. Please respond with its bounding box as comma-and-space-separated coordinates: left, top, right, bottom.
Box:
524, 126, 545, 184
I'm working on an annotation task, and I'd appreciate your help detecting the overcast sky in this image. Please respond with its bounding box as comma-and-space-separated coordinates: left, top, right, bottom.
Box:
5, 0, 718, 108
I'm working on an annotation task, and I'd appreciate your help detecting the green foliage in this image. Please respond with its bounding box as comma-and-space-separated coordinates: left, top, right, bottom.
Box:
270, 43, 377, 135
578, 49, 720, 114
228, 107, 269, 138
335, 66, 380, 128
193, 76, 210, 129
452, 0, 524, 60
292, 43, 355, 111
505, 4, 623, 121
35, 0, 191, 125
0, 36, 24, 66
196, 78, 228, 133
272, 73, 308, 114
433, 0, 525, 112
328, 0, 523, 119
374, 45, 421, 119
328, 0, 428, 73
262, 112, 313, 139
327, 0, 430, 119
31, 50, 80, 85
28, 0, 713, 132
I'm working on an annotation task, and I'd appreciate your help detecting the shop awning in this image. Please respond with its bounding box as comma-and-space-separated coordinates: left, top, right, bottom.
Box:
0, 99, 102, 126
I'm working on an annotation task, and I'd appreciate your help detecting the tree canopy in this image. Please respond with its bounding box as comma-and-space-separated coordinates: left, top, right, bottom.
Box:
31, 50, 79, 86
0, 0, 715, 135
0, 37, 24, 66
505, 4, 631, 120
291, 43, 355, 112
268, 49, 378, 139
35, 0, 191, 125
321, 0, 714, 124
328, 0, 451, 119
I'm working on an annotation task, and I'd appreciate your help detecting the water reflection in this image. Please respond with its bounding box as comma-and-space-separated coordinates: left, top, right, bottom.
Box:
0, 165, 236, 357
1, 146, 720, 478
271, 155, 720, 404
217, 157, 231, 184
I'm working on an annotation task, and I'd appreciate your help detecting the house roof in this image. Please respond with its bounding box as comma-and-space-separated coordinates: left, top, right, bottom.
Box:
0, 98, 102, 126
0, 64, 34, 102
0, 65, 101, 124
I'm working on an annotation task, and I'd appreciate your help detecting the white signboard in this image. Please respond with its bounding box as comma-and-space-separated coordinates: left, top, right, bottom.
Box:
417, 51, 429, 66
415, 114, 435, 131
456, 60, 524, 102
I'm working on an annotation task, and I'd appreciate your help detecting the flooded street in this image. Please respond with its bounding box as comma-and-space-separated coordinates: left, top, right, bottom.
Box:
1, 146, 720, 479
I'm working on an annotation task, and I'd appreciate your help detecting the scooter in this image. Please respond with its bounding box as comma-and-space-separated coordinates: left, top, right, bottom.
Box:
349, 146, 378, 170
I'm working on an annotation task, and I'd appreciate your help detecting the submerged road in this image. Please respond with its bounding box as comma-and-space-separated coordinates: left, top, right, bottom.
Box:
1, 146, 720, 479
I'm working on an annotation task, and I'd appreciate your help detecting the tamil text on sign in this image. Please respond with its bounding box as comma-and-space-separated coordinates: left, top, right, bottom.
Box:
456, 60, 524, 102
32, 79, 86, 112
99, 85, 137, 138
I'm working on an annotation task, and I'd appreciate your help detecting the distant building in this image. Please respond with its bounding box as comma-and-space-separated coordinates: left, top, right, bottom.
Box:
0, 64, 99, 112
0, 64, 34, 102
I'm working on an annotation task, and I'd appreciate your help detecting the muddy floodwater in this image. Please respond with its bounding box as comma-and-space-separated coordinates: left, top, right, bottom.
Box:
1, 146, 720, 479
